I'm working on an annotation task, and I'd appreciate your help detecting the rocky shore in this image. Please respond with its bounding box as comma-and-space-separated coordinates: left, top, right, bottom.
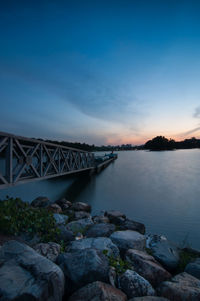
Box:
0, 197, 200, 300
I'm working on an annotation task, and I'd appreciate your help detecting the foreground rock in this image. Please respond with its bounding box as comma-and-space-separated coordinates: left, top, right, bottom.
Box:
66, 217, 93, 234
48, 203, 62, 213
185, 258, 200, 279
57, 225, 74, 243
53, 213, 69, 225
146, 234, 180, 271
31, 196, 51, 208
57, 248, 109, 292
125, 249, 171, 286
129, 297, 170, 301
105, 210, 126, 225
119, 270, 155, 299
66, 237, 119, 257
158, 272, 200, 300
0, 240, 64, 301
118, 219, 145, 235
110, 230, 146, 255
93, 214, 110, 224
68, 281, 127, 301
74, 211, 91, 220
85, 223, 116, 238
56, 198, 72, 210
71, 202, 91, 212
33, 242, 61, 262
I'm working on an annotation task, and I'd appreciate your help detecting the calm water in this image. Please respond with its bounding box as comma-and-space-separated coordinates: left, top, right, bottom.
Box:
1, 149, 200, 249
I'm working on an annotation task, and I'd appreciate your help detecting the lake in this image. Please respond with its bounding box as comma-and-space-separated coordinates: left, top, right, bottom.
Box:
1, 149, 200, 249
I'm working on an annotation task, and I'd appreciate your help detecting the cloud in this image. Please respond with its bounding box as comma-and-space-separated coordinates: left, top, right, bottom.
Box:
0, 55, 141, 127
193, 106, 200, 118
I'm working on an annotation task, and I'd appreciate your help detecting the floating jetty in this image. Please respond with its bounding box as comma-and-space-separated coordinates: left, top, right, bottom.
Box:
94, 153, 118, 173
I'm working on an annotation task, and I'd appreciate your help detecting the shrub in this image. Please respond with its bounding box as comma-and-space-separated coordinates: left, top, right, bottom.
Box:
0, 197, 60, 242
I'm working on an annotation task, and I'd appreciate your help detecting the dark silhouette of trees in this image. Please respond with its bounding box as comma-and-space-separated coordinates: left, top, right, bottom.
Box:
144, 136, 176, 150
144, 136, 200, 151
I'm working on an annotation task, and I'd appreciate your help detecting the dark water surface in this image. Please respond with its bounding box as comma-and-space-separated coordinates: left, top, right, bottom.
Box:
1, 149, 200, 249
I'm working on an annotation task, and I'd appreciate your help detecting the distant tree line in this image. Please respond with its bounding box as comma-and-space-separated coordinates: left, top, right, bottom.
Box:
144, 136, 200, 151
40, 136, 200, 152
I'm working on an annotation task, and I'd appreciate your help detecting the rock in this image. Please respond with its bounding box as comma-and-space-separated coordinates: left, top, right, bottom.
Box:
56, 198, 72, 210
125, 249, 171, 286
48, 203, 62, 213
85, 223, 116, 238
0, 240, 65, 301
93, 215, 110, 224
146, 235, 180, 272
110, 230, 146, 255
53, 213, 69, 225
57, 248, 110, 292
33, 242, 61, 262
109, 266, 117, 287
118, 219, 145, 235
119, 270, 155, 299
74, 211, 91, 220
57, 225, 75, 243
18, 232, 41, 247
185, 258, 200, 279
157, 272, 200, 300
31, 196, 51, 208
68, 281, 127, 301
105, 210, 126, 225
66, 237, 120, 258
71, 202, 91, 212
66, 217, 93, 234
129, 297, 170, 301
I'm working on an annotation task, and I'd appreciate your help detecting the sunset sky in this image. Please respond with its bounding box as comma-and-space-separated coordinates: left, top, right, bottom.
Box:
1, 0, 200, 145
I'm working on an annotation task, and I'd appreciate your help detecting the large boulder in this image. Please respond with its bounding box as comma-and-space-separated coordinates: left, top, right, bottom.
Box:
129, 297, 170, 301
71, 202, 91, 212
185, 258, 200, 279
0, 240, 65, 301
125, 249, 171, 286
31, 196, 51, 208
66, 237, 119, 257
57, 248, 110, 292
110, 230, 146, 255
118, 219, 145, 235
68, 281, 127, 301
119, 270, 155, 299
157, 272, 200, 300
66, 217, 93, 235
33, 242, 61, 262
146, 235, 180, 271
85, 223, 116, 238
53, 213, 69, 225
105, 210, 126, 225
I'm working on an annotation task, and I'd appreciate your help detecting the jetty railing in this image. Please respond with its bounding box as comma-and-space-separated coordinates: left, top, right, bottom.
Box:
0, 132, 95, 189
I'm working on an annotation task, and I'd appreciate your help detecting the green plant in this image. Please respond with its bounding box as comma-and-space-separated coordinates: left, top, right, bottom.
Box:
0, 197, 60, 243
177, 250, 198, 273
145, 247, 153, 256
103, 250, 132, 275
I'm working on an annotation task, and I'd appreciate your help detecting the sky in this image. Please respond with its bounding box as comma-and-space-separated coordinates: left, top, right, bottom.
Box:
1, 0, 200, 145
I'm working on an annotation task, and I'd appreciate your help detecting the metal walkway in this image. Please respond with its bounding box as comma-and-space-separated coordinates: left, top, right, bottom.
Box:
0, 132, 95, 189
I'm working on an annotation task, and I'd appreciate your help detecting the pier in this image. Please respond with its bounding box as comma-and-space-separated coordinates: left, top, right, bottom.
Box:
0, 132, 117, 189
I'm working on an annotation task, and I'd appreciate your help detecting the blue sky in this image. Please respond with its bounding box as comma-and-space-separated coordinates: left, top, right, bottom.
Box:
1, 0, 200, 145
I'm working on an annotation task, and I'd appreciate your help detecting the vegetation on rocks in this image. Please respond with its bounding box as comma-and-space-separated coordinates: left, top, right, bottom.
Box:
103, 249, 132, 275
0, 197, 60, 242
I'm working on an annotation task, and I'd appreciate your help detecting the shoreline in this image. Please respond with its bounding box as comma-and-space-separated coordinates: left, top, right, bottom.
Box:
1, 196, 200, 300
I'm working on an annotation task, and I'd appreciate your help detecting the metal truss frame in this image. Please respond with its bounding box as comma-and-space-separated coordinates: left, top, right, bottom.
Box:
0, 132, 95, 189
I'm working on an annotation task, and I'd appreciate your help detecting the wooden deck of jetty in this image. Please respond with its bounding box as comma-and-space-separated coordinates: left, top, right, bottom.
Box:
0, 131, 117, 189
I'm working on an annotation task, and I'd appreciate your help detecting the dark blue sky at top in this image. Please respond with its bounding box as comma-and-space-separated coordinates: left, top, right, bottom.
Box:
1, 0, 200, 144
